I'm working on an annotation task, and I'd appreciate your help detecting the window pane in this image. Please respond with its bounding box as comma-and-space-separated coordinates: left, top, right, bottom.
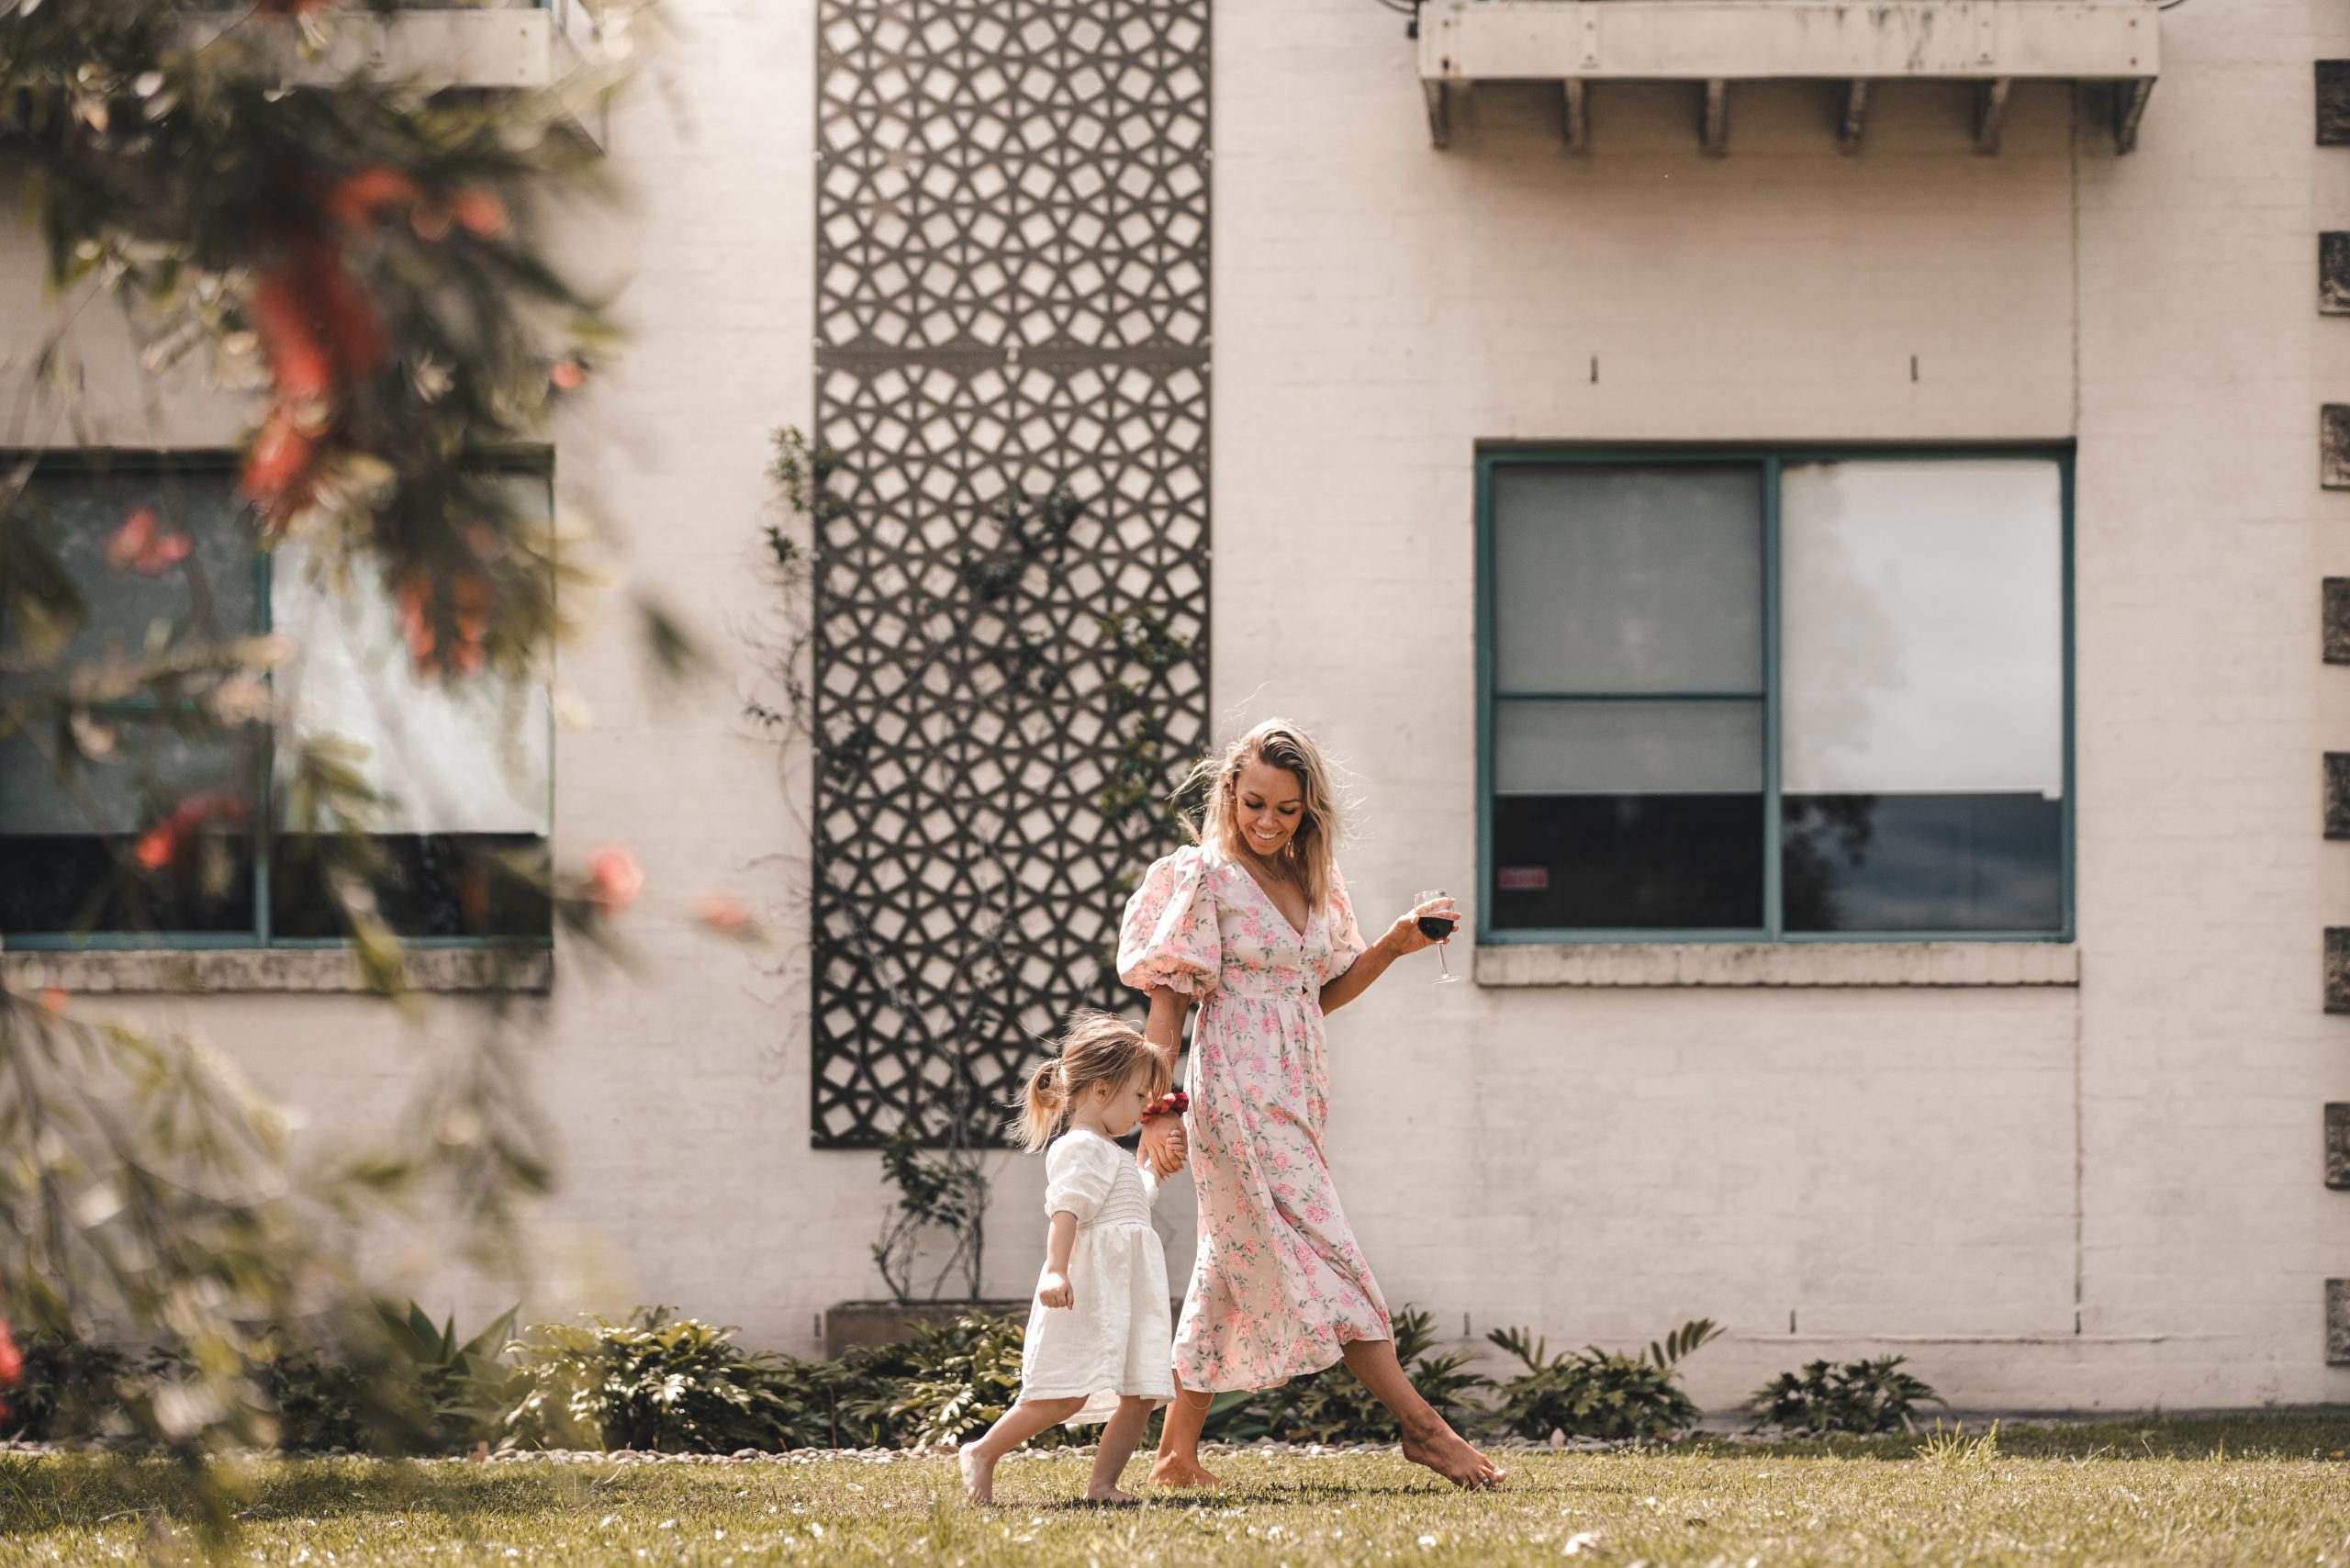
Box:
1783, 793, 2063, 934
1779, 459, 2065, 934
267, 473, 553, 939
1494, 699, 1762, 795
1493, 792, 1764, 932
1491, 463, 1762, 694
0, 722, 260, 935
268, 504, 552, 840
1493, 699, 1764, 931
0, 468, 256, 685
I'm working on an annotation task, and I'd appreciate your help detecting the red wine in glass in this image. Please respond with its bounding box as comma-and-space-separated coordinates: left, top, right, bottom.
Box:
1413, 888, 1459, 983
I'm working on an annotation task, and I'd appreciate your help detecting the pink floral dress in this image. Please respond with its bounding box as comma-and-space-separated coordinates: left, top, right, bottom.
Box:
1116, 844, 1393, 1392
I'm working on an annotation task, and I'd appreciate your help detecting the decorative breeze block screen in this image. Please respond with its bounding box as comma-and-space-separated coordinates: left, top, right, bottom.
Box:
811, 0, 1212, 1147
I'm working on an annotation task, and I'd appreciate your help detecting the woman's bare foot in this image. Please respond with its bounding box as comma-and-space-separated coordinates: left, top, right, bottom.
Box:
1400, 1417, 1505, 1489
1081, 1484, 1140, 1505
1147, 1453, 1221, 1488
958, 1442, 997, 1505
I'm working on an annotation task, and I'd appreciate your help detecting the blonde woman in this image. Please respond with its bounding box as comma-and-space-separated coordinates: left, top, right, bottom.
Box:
1119, 720, 1503, 1490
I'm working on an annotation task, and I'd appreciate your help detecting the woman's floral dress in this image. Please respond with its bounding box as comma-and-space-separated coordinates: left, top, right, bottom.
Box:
1116, 843, 1393, 1392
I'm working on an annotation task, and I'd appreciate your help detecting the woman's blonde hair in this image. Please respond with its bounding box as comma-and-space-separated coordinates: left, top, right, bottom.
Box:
1013, 1011, 1166, 1153
1184, 719, 1343, 913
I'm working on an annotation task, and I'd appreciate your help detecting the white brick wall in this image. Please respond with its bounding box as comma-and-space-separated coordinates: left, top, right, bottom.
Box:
6, 0, 2347, 1412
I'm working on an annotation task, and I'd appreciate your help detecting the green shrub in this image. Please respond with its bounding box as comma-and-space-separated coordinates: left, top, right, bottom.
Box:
1747, 1356, 1942, 1435
1486, 1318, 1721, 1442
1205, 1307, 1488, 1445
375, 1301, 521, 1451
501, 1307, 811, 1453
836, 1309, 1069, 1450
0, 1332, 139, 1441
252, 1350, 372, 1451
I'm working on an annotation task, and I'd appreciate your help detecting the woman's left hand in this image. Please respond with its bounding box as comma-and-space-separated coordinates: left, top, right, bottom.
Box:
1383, 894, 1459, 957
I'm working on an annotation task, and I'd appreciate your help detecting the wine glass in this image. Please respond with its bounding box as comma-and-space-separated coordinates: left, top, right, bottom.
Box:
1414, 888, 1460, 984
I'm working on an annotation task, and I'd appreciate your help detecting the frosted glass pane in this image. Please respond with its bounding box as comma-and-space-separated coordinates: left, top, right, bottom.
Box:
1492, 465, 1762, 693
269, 479, 552, 835
1781, 460, 2063, 797
1494, 699, 1762, 796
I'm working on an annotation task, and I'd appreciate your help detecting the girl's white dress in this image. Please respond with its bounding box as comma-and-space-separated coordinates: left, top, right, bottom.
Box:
1016, 1127, 1177, 1425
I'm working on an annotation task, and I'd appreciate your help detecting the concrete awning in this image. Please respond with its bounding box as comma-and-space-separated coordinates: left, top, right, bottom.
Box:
1416, 0, 2159, 155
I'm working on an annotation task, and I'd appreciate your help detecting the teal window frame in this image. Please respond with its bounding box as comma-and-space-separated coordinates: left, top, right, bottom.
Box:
4, 448, 554, 955
1474, 443, 2076, 946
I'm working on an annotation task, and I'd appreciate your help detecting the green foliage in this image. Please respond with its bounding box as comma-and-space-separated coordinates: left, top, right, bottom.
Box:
254, 1349, 372, 1453
0, 2, 653, 1530
870, 1127, 990, 1305
375, 1301, 522, 1451
1747, 1355, 1944, 1436
835, 1309, 1069, 1451
501, 1307, 813, 1454
1486, 1317, 1722, 1442
1204, 1308, 1488, 1445
0, 1331, 138, 1442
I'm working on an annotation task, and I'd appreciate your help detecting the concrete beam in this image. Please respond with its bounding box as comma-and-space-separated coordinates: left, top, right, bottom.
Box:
1420, 1, 2157, 84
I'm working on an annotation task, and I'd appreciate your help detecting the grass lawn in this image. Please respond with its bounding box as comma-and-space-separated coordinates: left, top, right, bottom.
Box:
3, 1417, 2347, 1566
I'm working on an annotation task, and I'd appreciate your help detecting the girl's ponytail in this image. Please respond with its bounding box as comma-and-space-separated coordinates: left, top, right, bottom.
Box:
1015, 1056, 1068, 1152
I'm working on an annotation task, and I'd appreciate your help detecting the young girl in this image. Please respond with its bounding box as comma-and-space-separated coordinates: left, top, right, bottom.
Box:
957, 1014, 1179, 1506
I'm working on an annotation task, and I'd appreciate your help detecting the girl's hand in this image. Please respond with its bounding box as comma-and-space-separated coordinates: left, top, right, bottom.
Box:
1383, 893, 1459, 957
1037, 1270, 1074, 1310
1137, 1114, 1187, 1177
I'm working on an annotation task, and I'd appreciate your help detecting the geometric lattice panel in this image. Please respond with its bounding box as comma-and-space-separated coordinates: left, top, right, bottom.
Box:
811, 0, 1212, 1147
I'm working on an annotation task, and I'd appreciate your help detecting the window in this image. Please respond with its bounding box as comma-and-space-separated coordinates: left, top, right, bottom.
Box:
1479, 450, 2070, 942
1, 454, 552, 948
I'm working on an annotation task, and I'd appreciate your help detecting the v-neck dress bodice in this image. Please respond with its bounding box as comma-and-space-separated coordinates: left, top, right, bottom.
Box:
1116, 844, 1393, 1391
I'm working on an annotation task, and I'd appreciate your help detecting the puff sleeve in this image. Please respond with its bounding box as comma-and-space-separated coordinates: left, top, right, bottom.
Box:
1042, 1132, 1122, 1223
1116, 845, 1221, 998
1322, 860, 1368, 985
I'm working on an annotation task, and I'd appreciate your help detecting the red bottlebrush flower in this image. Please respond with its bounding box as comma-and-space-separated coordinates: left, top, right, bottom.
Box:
106, 507, 195, 575
549, 359, 588, 393
241, 408, 318, 521
695, 895, 757, 938
0, 1314, 21, 1413
586, 846, 643, 915
38, 987, 68, 1014
250, 269, 335, 406
452, 189, 509, 240
134, 792, 251, 875
250, 241, 385, 409
326, 165, 420, 232
133, 820, 180, 871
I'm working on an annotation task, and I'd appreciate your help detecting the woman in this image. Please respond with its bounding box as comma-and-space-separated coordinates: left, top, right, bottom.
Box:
1120, 720, 1503, 1490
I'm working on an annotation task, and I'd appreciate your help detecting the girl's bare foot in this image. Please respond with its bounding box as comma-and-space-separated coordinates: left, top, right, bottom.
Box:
1400, 1417, 1505, 1489
958, 1442, 997, 1505
1147, 1454, 1221, 1488
1081, 1484, 1140, 1505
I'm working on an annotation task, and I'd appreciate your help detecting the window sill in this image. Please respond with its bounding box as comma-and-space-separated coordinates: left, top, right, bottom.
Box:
0, 946, 552, 996
1472, 941, 2079, 989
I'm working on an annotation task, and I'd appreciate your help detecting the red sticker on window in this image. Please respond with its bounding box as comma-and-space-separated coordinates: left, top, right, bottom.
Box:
1496, 867, 1550, 891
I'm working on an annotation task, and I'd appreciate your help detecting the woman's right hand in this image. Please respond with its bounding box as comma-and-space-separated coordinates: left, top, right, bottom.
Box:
1137, 1113, 1187, 1177
1037, 1269, 1073, 1310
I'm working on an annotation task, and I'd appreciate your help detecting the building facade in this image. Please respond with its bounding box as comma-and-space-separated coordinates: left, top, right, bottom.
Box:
6, 0, 2349, 1414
